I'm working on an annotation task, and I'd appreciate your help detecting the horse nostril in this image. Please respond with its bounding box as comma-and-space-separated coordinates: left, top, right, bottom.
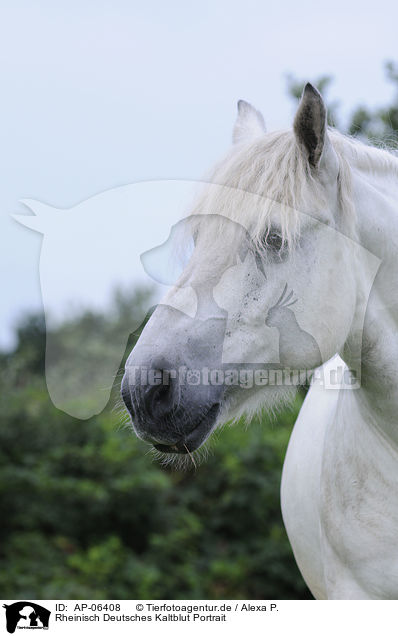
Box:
142, 369, 176, 419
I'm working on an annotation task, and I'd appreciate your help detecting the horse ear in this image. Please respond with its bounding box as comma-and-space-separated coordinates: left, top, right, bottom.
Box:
294, 83, 329, 168
233, 100, 266, 144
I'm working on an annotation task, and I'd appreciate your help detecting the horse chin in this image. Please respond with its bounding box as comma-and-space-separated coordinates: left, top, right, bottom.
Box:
153, 403, 221, 454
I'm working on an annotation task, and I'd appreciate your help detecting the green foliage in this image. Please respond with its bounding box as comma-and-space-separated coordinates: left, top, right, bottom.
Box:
348, 61, 398, 142
0, 289, 310, 599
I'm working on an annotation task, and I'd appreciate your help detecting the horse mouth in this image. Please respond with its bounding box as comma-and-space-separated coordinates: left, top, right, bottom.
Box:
153, 403, 220, 454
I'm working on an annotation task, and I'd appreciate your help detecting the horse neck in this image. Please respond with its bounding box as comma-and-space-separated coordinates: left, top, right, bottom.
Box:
344, 165, 398, 445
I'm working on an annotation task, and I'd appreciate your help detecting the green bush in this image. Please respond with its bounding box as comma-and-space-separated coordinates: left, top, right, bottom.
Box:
0, 290, 311, 599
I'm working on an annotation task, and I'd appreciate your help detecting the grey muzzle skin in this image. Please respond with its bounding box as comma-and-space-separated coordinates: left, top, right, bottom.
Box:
122, 304, 227, 454
122, 216, 270, 454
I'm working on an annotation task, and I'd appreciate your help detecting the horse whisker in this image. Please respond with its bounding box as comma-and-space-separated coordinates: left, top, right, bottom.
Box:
184, 444, 197, 469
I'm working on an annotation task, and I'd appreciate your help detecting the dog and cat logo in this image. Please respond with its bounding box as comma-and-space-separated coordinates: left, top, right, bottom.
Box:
2, 603, 50, 633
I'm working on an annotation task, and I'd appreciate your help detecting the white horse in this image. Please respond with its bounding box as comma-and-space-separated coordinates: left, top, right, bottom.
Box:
122, 84, 398, 599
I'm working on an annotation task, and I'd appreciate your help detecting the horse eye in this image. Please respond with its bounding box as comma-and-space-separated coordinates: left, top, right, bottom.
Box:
262, 231, 284, 252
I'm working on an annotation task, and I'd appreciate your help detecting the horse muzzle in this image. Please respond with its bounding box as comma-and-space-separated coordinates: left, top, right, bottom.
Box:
121, 362, 223, 453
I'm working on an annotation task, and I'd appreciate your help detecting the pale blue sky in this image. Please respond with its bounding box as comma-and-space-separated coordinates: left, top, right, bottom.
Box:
1, 0, 398, 348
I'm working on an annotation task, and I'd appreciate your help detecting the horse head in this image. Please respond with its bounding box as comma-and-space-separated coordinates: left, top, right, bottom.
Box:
122, 84, 369, 459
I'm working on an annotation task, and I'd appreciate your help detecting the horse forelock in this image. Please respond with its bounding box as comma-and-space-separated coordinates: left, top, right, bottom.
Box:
186, 128, 398, 249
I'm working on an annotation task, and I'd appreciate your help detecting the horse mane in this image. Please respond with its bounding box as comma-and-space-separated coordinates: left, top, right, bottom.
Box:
330, 129, 398, 176
190, 128, 398, 249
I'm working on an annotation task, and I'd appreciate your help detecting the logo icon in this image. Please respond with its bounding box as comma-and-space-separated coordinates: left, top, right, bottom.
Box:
2, 603, 51, 634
